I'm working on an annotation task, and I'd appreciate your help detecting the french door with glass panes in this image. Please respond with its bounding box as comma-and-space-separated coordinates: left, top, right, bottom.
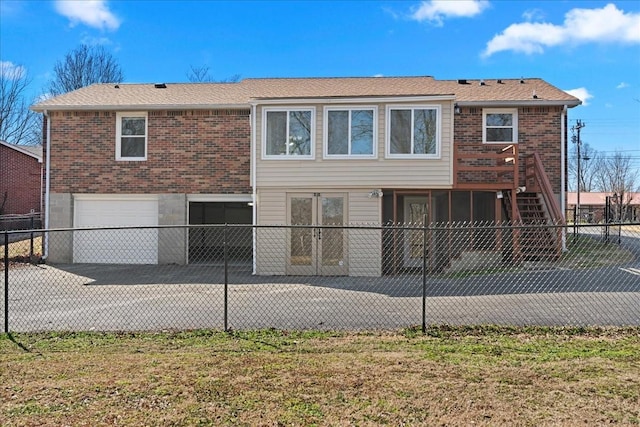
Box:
403, 196, 429, 268
287, 193, 348, 275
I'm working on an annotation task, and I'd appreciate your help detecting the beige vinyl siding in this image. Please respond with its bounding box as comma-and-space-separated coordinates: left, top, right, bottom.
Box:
347, 190, 382, 276
256, 101, 453, 189
256, 189, 381, 276
256, 190, 287, 275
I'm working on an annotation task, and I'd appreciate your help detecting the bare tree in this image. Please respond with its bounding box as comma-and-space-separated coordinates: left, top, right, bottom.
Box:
187, 65, 240, 83
567, 142, 599, 192
593, 151, 640, 220
187, 65, 213, 82
0, 64, 39, 145
48, 45, 123, 95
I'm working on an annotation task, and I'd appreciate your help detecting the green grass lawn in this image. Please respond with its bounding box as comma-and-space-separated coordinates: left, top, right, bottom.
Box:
2, 326, 639, 426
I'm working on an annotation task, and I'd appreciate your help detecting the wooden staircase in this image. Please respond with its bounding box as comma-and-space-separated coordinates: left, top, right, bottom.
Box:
503, 191, 560, 261
453, 145, 564, 262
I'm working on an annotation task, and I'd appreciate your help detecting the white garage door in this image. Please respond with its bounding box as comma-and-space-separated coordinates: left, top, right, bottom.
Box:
73, 197, 159, 264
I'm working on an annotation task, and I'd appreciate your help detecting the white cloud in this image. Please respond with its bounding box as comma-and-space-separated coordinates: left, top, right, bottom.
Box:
565, 88, 593, 106
410, 0, 489, 26
55, 0, 120, 31
483, 3, 640, 57
0, 61, 26, 79
34, 93, 53, 104
616, 82, 629, 89
522, 8, 545, 22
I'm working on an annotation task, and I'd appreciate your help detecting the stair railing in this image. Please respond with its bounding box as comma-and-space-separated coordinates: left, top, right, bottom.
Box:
526, 153, 564, 257
525, 153, 564, 225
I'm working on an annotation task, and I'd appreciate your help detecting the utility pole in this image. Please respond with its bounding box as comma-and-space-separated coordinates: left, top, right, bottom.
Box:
571, 120, 586, 225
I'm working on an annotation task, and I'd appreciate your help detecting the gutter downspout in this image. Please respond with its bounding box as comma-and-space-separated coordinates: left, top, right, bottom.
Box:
251, 104, 257, 275
44, 110, 51, 260
561, 105, 567, 251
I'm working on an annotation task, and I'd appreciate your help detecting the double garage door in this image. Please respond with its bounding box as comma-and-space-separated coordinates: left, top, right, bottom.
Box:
73, 197, 158, 264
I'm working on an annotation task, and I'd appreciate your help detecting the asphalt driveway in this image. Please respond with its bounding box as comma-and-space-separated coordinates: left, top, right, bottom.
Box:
3, 258, 639, 332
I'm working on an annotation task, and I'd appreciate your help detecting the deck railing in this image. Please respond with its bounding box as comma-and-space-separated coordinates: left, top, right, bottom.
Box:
453, 144, 518, 190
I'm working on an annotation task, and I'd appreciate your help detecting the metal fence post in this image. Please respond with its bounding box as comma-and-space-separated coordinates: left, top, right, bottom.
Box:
421, 216, 427, 334
30, 216, 34, 261
223, 224, 229, 332
4, 230, 8, 333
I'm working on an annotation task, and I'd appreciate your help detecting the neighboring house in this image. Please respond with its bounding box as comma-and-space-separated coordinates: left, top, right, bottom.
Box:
0, 140, 43, 219
31, 76, 580, 273
567, 192, 640, 223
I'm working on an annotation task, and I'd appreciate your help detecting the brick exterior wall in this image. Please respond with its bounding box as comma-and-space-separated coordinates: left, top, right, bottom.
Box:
454, 106, 564, 193
0, 144, 42, 215
47, 109, 251, 194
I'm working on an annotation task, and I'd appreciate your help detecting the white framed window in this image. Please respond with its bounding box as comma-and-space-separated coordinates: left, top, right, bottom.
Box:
116, 112, 147, 161
324, 107, 377, 158
386, 105, 440, 158
483, 108, 518, 144
263, 107, 315, 159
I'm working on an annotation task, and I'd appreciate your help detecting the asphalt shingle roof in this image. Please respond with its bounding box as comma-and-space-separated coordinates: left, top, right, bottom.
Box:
31, 76, 581, 111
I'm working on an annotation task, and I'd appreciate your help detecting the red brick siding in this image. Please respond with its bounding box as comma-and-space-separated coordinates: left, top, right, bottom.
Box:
47, 110, 251, 194
454, 106, 564, 192
0, 144, 42, 214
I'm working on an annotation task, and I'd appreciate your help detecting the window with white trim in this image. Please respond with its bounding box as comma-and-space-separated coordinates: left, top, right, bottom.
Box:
116, 112, 147, 161
387, 106, 440, 158
325, 107, 376, 157
263, 108, 314, 158
483, 109, 518, 143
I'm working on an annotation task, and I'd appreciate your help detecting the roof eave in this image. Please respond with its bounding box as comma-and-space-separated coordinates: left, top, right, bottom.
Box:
0, 140, 43, 162
456, 100, 582, 107
31, 103, 251, 112
249, 95, 457, 105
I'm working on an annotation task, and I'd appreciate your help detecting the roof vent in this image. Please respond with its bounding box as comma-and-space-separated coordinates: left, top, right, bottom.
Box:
520, 78, 525, 84
496, 79, 503, 84
479, 79, 485, 86
114, 84, 120, 89
457, 79, 468, 85
532, 90, 538, 99
154, 83, 167, 89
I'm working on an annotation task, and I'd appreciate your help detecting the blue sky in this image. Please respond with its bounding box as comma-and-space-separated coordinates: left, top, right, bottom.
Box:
1, 0, 639, 170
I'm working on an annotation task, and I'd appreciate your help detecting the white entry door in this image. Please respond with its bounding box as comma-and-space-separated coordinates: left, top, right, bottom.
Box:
73, 197, 158, 264
287, 193, 348, 275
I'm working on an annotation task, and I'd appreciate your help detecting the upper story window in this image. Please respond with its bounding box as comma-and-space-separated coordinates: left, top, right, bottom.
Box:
116, 112, 147, 161
386, 106, 440, 158
324, 107, 376, 158
263, 108, 314, 158
483, 108, 518, 143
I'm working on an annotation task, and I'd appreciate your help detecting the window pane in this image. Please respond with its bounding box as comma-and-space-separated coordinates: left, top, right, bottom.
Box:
121, 118, 145, 136
486, 128, 513, 142
321, 197, 344, 266
351, 110, 373, 155
121, 137, 145, 157
327, 111, 348, 155
486, 113, 513, 127
290, 197, 312, 266
413, 109, 437, 154
266, 111, 287, 155
289, 111, 311, 155
390, 110, 411, 154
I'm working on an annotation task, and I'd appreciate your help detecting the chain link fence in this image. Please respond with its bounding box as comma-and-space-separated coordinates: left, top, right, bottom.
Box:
2, 222, 639, 332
